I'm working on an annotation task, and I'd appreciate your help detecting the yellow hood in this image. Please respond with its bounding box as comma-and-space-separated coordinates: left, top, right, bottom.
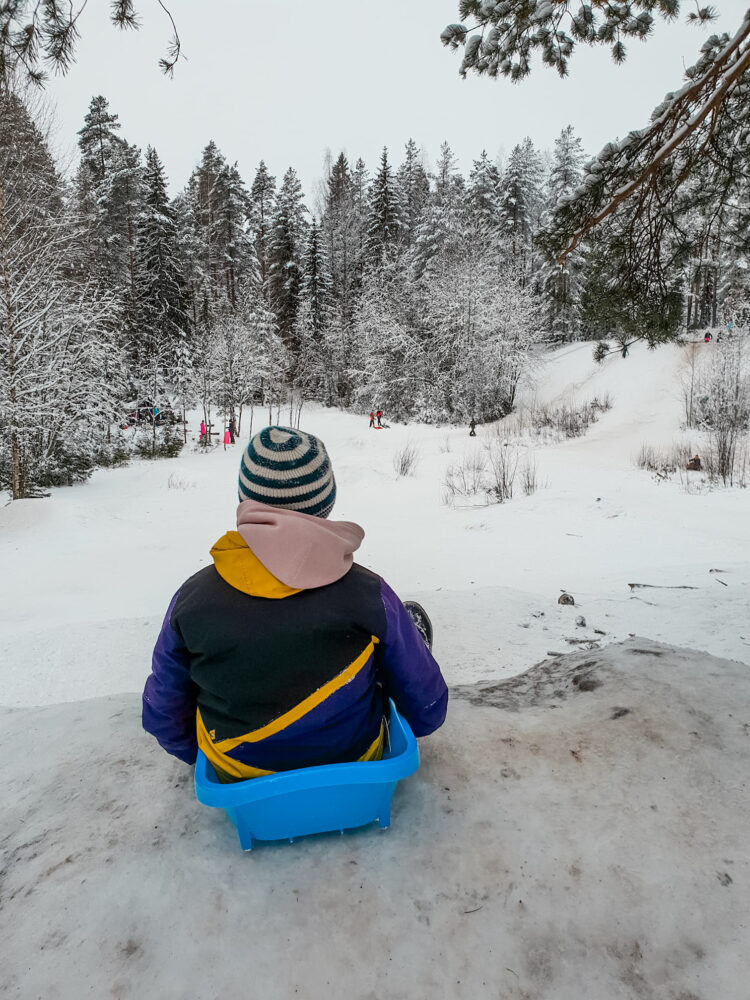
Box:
210, 531, 301, 599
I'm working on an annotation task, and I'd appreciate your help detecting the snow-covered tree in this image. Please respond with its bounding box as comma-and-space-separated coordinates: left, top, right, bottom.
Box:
367, 147, 402, 263
396, 139, 430, 246
1, 92, 121, 498
268, 167, 307, 349
468, 150, 501, 229
249, 161, 276, 294
499, 138, 543, 246
134, 146, 190, 370
542, 127, 586, 342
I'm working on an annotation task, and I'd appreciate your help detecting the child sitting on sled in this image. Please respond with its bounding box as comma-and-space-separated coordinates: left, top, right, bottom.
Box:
142, 426, 447, 781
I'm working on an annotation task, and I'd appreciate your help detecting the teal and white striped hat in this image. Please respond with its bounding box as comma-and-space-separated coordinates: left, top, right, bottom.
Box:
238, 426, 337, 518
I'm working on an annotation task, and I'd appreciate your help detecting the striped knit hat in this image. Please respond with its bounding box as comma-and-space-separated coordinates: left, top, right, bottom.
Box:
238, 426, 337, 518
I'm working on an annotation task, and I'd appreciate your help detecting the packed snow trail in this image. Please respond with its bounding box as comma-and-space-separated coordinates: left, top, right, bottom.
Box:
2, 640, 748, 1000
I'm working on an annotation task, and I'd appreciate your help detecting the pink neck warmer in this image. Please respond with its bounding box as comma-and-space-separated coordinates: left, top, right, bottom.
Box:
236, 500, 365, 590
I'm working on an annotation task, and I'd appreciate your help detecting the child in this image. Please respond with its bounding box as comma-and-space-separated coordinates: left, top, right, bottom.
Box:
142, 426, 447, 781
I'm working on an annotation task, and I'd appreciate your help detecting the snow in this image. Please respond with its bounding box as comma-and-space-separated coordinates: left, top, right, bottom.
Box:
2, 340, 749, 996
1, 341, 747, 707
3, 639, 748, 998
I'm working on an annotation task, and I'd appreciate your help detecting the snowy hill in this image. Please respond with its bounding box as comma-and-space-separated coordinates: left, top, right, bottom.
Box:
1, 340, 749, 998
1, 341, 747, 706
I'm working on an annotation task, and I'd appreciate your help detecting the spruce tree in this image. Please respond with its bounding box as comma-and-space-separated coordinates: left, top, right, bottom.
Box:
542, 127, 586, 342
499, 139, 543, 245
323, 152, 355, 316
468, 150, 501, 230
268, 167, 307, 349
367, 147, 402, 263
135, 146, 190, 368
396, 139, 430, 246
249, 160, 276, 295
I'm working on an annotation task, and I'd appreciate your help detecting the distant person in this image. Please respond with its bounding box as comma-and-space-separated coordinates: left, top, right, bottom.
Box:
223, 428, 231, 451
369, 411, 375, 428
199, 420, 206, 444
228, 418, 236, 444
376, 409, 383, 427
686, 455, 702, 471
704, 331, 712, 343
469, 418, 477, 437
142, 426, 447, 782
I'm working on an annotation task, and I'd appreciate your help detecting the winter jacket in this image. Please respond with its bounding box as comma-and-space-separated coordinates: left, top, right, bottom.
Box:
142, 502, 448, 781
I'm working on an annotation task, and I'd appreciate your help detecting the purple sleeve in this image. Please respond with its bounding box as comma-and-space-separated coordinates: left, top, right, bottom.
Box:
379, 581, 448, 737
142, 591, 199, 765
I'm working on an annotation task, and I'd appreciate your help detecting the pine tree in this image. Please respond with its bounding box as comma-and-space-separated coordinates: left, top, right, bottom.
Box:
299, 217, 331, 340
76, 95, 134, 287
367, 147, 402, 263
323, 152, 355, 317
543, 127, 586, 342
295, 217, 335, 403
396, 139, 430, 246
77, 95, 121, 185
268, 167, 307, 349
249, 161, 276, 293
432, 141, 465, 211
548, 126, 585, 208
135, 146, 190, 368
412, 142, 467, 279
468, 150, 501, 229
350, 157, 370, 281
499, 138, 543, 246
215, 161, 253, 309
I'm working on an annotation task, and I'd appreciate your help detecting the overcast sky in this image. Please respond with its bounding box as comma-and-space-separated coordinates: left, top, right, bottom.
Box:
46, 0, 746, 203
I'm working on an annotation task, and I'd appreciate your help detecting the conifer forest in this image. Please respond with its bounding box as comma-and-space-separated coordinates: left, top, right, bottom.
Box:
1, 67, 748, 497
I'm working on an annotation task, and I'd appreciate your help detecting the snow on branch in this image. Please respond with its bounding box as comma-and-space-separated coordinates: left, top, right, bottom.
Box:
541, 10, 750, 262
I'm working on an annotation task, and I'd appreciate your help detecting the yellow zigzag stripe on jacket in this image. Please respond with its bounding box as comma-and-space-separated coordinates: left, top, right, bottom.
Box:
196, 637, 381, 780
200, 721, 385, 783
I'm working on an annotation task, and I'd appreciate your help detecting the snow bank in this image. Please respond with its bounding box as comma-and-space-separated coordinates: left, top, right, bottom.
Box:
3, 639, 748, 999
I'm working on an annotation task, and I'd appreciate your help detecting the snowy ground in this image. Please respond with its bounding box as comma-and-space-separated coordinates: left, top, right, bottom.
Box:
2, 341, 749, 998
2, 639, 748, 999
1, 341, 748, 706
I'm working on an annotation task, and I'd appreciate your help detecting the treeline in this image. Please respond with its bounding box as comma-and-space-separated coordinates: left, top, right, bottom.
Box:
1, 90, 747, 499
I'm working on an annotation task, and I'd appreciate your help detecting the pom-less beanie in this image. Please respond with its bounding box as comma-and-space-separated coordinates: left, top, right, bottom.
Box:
238, 426, 337, 518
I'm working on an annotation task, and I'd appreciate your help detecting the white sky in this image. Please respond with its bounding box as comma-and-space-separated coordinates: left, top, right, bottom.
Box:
45, 0, 746, 202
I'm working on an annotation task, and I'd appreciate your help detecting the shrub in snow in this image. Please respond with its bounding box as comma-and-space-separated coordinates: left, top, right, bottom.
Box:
500, 396, 611, 444
133, 424, 184, 460
393, 443, 420, 478
442, 452, 487, 504
520, 456, 539, 496
636, 441, 695, 479
92, 435, 132, 469
484, 440, 519, 503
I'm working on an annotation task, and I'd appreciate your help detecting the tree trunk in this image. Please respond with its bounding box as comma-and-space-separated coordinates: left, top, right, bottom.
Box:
0, 177, 22, 499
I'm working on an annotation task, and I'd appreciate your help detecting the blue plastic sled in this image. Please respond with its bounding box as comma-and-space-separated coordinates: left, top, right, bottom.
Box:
194, 699, 420, 851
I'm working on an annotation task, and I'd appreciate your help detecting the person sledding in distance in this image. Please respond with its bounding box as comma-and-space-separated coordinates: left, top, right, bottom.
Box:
376, 409, 383, 427
142, 426, 447, 782
369, 410, 375, 428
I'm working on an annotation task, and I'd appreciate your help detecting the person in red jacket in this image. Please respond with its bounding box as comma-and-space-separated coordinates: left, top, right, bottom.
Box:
376, 409, 383, 427
143, 425, 447, 782
369, 411, 375, 428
